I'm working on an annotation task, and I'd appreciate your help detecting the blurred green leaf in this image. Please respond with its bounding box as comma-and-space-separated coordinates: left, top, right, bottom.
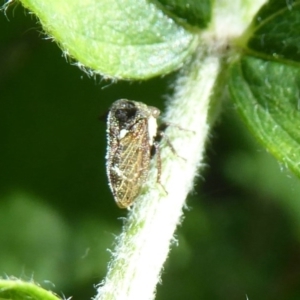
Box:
0, 280, 59, 300
154, 0, 211, 28
0, 193, 70, 284
229, 55, 300, 177
239, 0, 300, 64
17, 0, 197, 80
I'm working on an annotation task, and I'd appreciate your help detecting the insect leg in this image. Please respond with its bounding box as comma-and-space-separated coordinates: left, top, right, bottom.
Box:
156, 123, 187, 161
152, 141, 168, 195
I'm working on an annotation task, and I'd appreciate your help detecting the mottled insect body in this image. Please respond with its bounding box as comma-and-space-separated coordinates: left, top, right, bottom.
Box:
106, 99, 161, 209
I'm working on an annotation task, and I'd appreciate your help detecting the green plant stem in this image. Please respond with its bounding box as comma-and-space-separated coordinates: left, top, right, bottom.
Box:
95, 46, 220, 300
95, 1, 266, 300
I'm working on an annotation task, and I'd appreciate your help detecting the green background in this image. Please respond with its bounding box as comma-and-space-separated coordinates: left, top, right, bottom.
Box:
2, 6, 300, 300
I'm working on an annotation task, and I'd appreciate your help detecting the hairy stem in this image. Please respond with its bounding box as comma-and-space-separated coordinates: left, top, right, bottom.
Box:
95, 0, 265, 299
95, 46, 220, 300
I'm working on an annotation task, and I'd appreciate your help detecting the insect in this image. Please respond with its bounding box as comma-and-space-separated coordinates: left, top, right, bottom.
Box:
106, 99, 163, 209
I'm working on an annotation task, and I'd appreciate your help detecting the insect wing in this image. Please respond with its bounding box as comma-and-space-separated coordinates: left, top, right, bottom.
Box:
108, 119, 151, 208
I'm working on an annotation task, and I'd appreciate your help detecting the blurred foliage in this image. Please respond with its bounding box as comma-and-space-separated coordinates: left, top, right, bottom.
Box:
2, 5, 300, 300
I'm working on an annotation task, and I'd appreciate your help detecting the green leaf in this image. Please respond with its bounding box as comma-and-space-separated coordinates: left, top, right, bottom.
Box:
239, 0, 300, 64
228, 55, 300, 177
154, 0, 212, 28
18, 0, 197, 80
0, 280, 60, 300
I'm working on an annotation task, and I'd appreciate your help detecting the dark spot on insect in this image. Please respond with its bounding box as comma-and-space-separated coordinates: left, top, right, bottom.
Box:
150, 123, 169, 157
150, 144, 156, 157
115, 102, 137, 125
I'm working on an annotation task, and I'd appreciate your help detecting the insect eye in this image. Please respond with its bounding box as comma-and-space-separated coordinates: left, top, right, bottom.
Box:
115, 107, 137, 123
